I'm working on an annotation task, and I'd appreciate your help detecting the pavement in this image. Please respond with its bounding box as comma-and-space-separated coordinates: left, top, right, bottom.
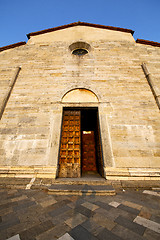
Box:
0, 184, 160, 240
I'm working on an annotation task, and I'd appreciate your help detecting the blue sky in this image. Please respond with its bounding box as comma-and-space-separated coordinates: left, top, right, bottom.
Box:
0, 0, 160, 47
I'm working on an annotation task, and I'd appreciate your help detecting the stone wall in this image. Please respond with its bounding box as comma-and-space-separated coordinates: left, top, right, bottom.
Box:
0, 25, 160, 179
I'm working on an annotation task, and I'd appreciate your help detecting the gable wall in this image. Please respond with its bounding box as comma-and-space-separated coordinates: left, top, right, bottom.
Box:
27, 26, 135, 43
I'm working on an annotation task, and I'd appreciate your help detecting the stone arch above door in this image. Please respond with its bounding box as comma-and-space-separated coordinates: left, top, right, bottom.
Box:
62, 88, 99, 103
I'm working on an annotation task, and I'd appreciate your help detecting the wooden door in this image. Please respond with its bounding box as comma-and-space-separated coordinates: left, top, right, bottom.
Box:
82, 131, 97, 172
58, 110, 81, 177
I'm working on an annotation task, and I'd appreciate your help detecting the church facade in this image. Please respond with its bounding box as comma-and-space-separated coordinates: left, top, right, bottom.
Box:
0, 22, 160, 180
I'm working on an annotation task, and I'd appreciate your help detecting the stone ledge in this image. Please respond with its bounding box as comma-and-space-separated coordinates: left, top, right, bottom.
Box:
0, 166, 57, 178
120, 180, 160, 189
104, 167, 160, 180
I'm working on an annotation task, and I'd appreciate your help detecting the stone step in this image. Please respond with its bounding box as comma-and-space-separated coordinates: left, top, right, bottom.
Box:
48, 184, 116, 196
52, 177, 110, 186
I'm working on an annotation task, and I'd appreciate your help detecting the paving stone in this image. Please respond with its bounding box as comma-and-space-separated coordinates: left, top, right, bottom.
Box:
19, 220, 54, 240
6, 234, 21, 240
68, 196, 79, 202
57, 233, 74, 240
122, 201, 142, 210
108, 206, 136, 221
97, 227, 122, 240
92, 213, 116, 230
112, 224, 146, 240
65, 199, 85, 209
118, 204, 140, 215
13, 199, 36, 211
17, 206, 45, 226
0, 207, 14, 217
65, 213, 87, 228
48, 204, 71, 218
85, 195, 106, 203
6, 222, 38, 239
81, 201, 99, 211
141, 206, 160, 217
69, 225, 98, 240
115, 215, 146, 235
94, 201, 112, 211
7, 190, 18, 195
0, 202, 18, 211
118, 192, 146, 207
134, 216, 160, 233
0, 228, 8, 240
36, 194, 56, 203
150, 214, 160, 224
67, 202, 77, 209
143, 190, 160, 197
43, 201, 65, 212
50, 209, 75, 225
0, 215, 20, 231
143, 228, 160, 240
39, 198, 57, 208
138, 210, 151, 219
81, 219, 104, 236
11, 195, 28, 203
2, 212, 18, 223
108, 201, 121, 208
59, 198, 73, 206
36, 222, 71, 240
17, 203, 43, 217
54, 196, 71, 202
95, 207, 120, 221
27, 191, 47, 201
69, 197, 85, 205
122, 191, 160, 211
0, 195, 27, 206
74, 205, 94, 218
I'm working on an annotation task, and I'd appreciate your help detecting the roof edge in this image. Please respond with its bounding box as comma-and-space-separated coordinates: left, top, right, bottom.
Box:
27, 21, 134, 39
136, 39, 160, 48
0, 41, 26, 52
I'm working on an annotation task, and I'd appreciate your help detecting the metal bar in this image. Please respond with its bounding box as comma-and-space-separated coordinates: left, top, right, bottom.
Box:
141, 63, 160, 110
0, 66, 21, 120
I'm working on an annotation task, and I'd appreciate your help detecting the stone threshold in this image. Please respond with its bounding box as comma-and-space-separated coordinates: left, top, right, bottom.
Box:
53, 177, 107, 185
48, 183, 116, 196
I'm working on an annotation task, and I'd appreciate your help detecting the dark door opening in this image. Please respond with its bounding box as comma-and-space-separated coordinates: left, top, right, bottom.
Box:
81, 108, 104, 177
81, 109, 98, 174
58, 107, 103, 178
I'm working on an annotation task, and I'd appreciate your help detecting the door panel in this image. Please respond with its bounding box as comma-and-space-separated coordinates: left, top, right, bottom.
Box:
59, 110, 81, 177
82, 131, 97, 172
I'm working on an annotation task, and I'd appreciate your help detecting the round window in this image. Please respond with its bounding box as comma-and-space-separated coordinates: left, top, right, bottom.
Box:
72, 48, 88, 56
69, 42, 91, 56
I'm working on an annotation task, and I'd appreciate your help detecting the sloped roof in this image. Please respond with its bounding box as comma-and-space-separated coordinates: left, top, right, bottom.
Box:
27, 21, 134, 39
0, 41, 26, 52
136, 39, 160, 47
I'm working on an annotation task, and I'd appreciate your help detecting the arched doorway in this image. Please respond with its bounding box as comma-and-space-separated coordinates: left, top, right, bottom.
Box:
58, 89, 104, 178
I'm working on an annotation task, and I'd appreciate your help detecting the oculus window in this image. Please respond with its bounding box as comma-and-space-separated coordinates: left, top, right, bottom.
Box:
69, 42, 91, 56
72, 48, 88, 56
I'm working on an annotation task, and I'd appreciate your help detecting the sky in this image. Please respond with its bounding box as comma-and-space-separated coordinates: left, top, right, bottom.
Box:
0, 0, 160, 47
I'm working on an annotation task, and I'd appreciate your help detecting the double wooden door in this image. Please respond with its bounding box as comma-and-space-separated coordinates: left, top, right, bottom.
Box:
58, 110, 81, 177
